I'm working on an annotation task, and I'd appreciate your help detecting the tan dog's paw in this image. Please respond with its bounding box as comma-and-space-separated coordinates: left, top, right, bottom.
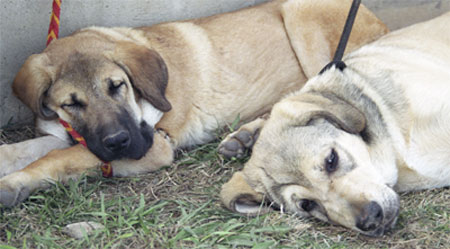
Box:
0, 177, 30, 207
219, 130, 256, 158
219, 115, 269, 159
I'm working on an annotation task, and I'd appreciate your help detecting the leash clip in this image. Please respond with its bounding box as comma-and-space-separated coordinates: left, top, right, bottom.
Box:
319, 0, 361, 74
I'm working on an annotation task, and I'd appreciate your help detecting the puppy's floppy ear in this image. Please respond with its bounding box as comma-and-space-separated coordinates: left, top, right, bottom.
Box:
112, 42, 172, 112
12, 53, 57, 120
273, 93, 366, 134
221, 172, 272, 215
281, 0, 388, 78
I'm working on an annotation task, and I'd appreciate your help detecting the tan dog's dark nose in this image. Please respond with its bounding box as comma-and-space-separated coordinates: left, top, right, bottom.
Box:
356, 201, 384, 232
103, 131, 131, 152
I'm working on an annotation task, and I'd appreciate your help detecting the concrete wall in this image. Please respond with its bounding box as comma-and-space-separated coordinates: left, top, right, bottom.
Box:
1, 0, 449, 128
364, 0, 450, 30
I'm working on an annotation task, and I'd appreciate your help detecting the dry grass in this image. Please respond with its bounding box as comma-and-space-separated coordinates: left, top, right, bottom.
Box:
0, 125, 449, 248
0, 125, 36, 145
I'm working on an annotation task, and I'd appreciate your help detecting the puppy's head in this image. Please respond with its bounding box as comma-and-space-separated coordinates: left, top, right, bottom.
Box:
222, 70, 399, 237
12, 29, 171, 161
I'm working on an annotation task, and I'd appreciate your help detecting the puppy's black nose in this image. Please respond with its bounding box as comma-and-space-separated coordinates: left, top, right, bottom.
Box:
103, 131, 130, 152
356, 201, 384, 232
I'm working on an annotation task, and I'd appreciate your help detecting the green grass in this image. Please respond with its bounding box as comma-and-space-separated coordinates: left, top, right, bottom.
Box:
0, 127, 449, 248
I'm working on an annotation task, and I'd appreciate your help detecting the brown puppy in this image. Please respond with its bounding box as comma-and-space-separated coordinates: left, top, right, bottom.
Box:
0, 0, 387, 206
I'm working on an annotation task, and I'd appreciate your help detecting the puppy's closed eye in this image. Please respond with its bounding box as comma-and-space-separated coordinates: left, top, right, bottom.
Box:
61, 102, 84, 109
108, 80, 126, 95
61, 94, 86, 109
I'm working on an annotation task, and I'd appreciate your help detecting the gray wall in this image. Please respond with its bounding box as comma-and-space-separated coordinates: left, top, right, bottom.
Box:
1, 0, 449, 128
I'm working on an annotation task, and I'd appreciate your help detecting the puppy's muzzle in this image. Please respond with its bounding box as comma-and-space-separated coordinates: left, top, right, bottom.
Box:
103, 131, 131, 153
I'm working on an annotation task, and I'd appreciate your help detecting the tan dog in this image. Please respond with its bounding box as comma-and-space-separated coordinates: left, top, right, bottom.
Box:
0, 0, 387, 207
220, 12, 450, 237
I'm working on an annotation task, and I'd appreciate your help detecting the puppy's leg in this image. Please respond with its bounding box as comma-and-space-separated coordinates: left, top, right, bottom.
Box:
0, 130, 174, 206
218, 114, 269, 158
0, 135, 70, 178
112, 129, 174, 177
0, 144, 101, 207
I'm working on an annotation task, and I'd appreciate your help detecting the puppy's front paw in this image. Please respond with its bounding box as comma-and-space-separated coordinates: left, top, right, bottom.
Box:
155, 128, 175, 148
219, 129, 257, 159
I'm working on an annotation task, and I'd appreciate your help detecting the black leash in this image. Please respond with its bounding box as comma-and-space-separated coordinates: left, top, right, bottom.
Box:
319, 0, 361, 74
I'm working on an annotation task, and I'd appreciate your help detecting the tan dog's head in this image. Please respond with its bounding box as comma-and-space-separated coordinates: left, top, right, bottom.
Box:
222, 69, 400, 237
13, 29, 171, 161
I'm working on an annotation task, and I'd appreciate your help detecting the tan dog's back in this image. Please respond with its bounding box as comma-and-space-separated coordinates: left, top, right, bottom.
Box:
344, 12, 450, 190
151, 0, 388, 147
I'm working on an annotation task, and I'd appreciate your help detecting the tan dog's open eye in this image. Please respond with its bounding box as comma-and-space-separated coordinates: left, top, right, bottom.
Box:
325, 149, 339, 173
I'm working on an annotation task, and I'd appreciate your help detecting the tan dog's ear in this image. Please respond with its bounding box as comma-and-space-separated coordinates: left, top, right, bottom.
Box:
12, 54, 57, 120
281, 0, 388, 78
221, 172, 271, 215
273, 93, 366, 134
112, 42, 172, 112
